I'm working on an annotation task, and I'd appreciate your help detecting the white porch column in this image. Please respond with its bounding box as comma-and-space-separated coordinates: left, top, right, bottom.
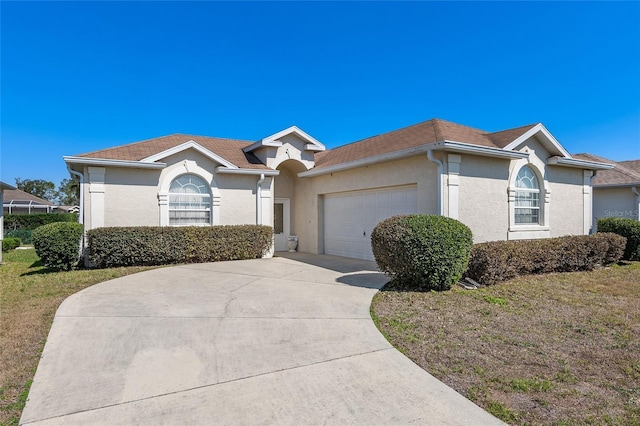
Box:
88, 167, 106, 230
447, 154, 461, 219
583, 170, 593, 234
261, 176, 274, 258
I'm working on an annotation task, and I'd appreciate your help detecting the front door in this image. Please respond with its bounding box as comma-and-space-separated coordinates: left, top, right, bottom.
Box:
274, 198, 290, 251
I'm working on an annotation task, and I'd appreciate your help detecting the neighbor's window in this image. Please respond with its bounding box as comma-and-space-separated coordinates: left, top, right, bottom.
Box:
168, 174, 211, 225
514, 166, 540, 225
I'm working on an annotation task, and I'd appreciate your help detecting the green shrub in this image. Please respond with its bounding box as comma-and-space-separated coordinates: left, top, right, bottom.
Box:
32, 222, 84, 271
2, 237, 21, 252
597, 217, 640, 261
87, 225, 273, 268
4, 213, 78, 231
371, 215, 473, 291
465, 233, 626, 285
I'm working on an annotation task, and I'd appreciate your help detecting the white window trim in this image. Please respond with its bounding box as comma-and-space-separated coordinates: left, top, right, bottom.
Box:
158, 160, 220, 226
508, 157, 550, 240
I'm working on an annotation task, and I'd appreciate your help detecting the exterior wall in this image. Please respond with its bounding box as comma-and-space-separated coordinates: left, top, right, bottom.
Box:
593, 187, 639, 230
456, 155, 510, 242
103, 168, 161, 227
83, 149, 263, 230
297, 155, 438, 254
546, 166, 586, 236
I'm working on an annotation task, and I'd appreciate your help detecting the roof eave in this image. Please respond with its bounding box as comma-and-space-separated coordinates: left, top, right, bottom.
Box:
215, 167, 279, 176
64, 156, 167, 169
432, 141, 530, 159
547, 156, 614, 170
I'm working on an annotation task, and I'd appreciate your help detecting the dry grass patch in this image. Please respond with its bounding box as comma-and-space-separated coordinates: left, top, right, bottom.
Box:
0, 249, 156, 426
371, 262, 640, 425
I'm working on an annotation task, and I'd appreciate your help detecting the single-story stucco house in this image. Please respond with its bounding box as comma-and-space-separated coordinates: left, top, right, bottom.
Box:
64, 118, 613, 261
574, 154, 640, 230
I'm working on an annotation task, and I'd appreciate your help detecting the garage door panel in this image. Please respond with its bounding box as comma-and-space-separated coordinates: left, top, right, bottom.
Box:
324, 186, 418, 261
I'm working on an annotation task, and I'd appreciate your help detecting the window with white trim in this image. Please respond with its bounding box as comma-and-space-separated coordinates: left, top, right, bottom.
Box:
514, 166, 540, 225
168, 174, 211, 225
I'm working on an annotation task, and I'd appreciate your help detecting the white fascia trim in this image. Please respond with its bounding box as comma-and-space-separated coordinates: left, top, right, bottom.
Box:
503, 123, 572, 158
141, 141, 238, 169
547, 156, 614, 170
215, 167, 279, 176
63, 156, 167, 169
298, 145, 431, 177
244, 126, 325, 153
432, 140, 530, 159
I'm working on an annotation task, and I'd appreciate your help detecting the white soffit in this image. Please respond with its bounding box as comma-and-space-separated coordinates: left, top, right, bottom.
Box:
141, 141, 238, 169
503, 123, 572, 158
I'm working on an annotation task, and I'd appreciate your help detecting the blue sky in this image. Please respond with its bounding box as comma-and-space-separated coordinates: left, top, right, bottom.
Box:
2, 1, 639, 186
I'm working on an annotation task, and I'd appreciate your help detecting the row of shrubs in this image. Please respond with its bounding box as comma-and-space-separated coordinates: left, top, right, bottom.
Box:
372, 215, 638, 291
29, 222, 274, 270
87, 225, 273, 268
464, 233, 625, 286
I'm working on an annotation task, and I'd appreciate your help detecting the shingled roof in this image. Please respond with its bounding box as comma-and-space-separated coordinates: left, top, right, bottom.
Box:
76, 134, 268, 169
573, 153, 640, 186
71, 119, 549, 172
313, 118, 538, 169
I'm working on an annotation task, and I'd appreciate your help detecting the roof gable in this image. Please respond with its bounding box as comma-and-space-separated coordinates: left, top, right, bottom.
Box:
141, 141, 238, 169
501, 123, 571, 158
243, 126, 325, 153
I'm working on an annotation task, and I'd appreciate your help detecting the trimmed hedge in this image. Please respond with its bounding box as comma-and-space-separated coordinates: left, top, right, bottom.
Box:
32, 222, 84, 271
4, 229, 33, 244
597, 217, 640, 261
371, 215, 473, 291
87, 225, 273, 268
465, 233, 626, 285
4, 213, 78, 231
2, 237, 21, 252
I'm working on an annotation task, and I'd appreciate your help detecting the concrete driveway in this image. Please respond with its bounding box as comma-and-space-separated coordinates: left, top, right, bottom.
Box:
20, 254, 503, 425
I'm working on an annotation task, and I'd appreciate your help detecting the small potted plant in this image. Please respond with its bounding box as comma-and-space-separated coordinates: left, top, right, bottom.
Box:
287, 235, 298, 252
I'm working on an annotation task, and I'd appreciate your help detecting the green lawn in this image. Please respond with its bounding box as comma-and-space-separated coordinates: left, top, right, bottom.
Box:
372, 262, 640, 425
0, 249, 156, 426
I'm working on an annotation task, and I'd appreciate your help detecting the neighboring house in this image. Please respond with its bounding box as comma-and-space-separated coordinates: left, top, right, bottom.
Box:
2, 188, 59, 214
64, 118, 612, 261
1, 181, 17, 263
574, 154, 640, 230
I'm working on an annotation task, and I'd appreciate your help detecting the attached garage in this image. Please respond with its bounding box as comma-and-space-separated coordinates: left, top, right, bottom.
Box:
323, 185, 418, 260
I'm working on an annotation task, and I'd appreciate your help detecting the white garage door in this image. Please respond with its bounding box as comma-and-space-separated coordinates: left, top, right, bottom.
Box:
324, 186, 418, 261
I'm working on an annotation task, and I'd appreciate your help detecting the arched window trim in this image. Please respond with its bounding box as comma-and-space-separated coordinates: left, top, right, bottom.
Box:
168, 174, 212, 226
514, 166, 541, 225
158, 160, 221, 226
508, 159, 550, 239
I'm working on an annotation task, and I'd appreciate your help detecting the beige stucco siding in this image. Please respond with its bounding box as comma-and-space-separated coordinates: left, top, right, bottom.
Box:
593, 187, 639, 230
217, 175, 259, 226
297, 155, 438, 254
102, 168, 161, 227
456, 155, 510, 242
547, 167, 585, 236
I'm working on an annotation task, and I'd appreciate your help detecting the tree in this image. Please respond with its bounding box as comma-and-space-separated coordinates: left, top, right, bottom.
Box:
56, 178, 80, 206
15, 178, 57, 202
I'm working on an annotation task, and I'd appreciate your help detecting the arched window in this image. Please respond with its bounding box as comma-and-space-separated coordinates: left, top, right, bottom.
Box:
514, 166, 540, 224
168, 174, 211, 225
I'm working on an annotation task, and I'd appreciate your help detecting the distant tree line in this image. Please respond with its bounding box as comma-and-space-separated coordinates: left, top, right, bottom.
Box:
14, 177, 80, 206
